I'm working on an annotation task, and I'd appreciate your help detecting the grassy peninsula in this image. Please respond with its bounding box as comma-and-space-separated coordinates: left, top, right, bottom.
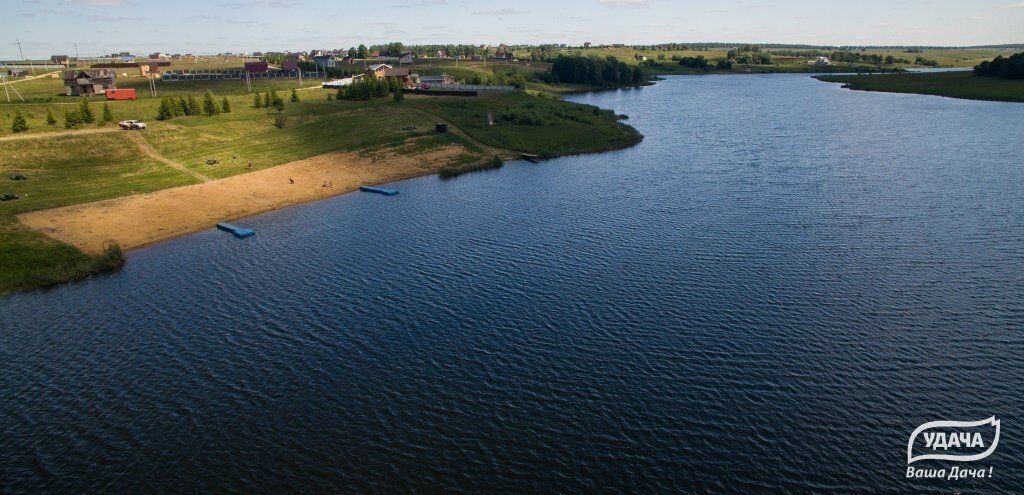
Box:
814, 71, 1024, 102
0, 63, 641, 294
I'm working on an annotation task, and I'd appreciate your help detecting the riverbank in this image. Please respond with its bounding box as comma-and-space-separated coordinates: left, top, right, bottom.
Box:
18, 140, 478, 253
814, 71, 1024, 102
1, 89, 641, 294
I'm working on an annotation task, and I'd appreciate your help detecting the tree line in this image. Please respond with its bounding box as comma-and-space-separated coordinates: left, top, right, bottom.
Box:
157, 92, 232, 120
973, 52, 1024, 79
541, 56, 645, 87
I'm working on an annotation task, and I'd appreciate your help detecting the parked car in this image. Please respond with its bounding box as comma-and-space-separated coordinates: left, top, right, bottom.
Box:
118, 120, 147, 130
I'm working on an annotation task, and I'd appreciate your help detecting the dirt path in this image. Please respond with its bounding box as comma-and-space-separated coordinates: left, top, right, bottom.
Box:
123, 132, 211, 183
19, 143, 472, 253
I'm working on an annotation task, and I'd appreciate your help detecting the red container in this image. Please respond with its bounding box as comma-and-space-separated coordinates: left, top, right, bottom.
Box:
105, 88, 136, 100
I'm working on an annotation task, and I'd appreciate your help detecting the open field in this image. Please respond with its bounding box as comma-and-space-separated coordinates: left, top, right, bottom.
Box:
815, 71, 1024, 102
0, 74, 640, 294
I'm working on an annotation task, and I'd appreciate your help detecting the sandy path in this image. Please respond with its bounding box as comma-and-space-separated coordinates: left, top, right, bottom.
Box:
19, 144, 469, 253
124, 132, 211, 182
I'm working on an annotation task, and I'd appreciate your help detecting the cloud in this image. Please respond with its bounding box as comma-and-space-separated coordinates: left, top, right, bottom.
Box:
88, 14, 143, 21
223, 0, 300, 6
1008, 1, 1024, 7
471, 8, 525, 15
188, 14, 258, 25
600, 0, 649, 6
66, 0, 133, 5
393, 0, 446, 7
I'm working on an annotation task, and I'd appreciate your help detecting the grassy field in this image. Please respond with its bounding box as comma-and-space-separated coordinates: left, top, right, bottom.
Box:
0, 74, 642, 294
814, 71, 1024, 102
0, 132, 199, 293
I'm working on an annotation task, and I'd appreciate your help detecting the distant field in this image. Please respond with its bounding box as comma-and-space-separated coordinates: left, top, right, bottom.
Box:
815, 71, 1024, 103
515, 46, 1012, 77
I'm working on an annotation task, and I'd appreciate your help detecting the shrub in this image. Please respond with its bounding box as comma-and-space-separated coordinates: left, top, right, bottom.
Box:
11, 110, 28, 132
101, 103, 113, 124
202, 91, 220, 116
78, 101, 94, 123
64, 109, 82, 129
221, 96, 231, 113
274, 115, 286, 128
45, 108, 57, 125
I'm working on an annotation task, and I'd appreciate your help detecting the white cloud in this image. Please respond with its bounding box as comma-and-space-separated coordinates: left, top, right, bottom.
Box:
66, 0, 132, 5
601, 0, 649, 6
1008, 1, 1024, 7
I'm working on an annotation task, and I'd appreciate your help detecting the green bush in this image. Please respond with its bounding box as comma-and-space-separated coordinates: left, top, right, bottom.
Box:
11, 110, 28, 132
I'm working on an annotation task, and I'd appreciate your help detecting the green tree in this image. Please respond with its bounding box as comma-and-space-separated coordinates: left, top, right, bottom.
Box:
11, 110, 28, 133
221, 96, 231, 113
64, 109, 82, 129
290, 88, 299, 102
186, 95, 201, 115
79, 100, 94, 123
274, 115, 286, 128
393, 86, 404, 102
253, 92, 262, 108
101, 103, 113, 124
202, 91, 220, 116
45, 108, 57, 125
157, 97, 174, 120
357, 44, 368, 59
263, 91, 271, 108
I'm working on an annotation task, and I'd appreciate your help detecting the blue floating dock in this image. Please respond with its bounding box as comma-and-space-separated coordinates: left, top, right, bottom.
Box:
216, 222, 255, 238
359, 185, 400, 196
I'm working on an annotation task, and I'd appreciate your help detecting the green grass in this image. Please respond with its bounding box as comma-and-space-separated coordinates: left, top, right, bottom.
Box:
0, 132, 198, 293
409, 91, 642, 156
814, 72, 1024, 102
439, 155, 504, 179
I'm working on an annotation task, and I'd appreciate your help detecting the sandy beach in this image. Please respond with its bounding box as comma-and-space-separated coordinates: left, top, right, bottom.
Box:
18, 143, 472, 253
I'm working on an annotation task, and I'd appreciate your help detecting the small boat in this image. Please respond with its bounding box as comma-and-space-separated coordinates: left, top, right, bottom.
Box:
216, 222, 255, 238
359, 185, 400, 196
521, 153, 541, 163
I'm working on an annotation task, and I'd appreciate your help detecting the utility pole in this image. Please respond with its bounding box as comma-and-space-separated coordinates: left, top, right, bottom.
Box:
17, 39, 35, 74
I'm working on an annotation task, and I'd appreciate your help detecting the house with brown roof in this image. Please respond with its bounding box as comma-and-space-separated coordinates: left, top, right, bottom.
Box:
62, 69, 116, 96
366, 64, 411, 85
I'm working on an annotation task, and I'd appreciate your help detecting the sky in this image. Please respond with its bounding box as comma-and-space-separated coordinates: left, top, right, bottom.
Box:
5, 0, 1024, 59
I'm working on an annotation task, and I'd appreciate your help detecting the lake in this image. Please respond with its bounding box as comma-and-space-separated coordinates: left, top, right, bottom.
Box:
2, 74, 1023, 492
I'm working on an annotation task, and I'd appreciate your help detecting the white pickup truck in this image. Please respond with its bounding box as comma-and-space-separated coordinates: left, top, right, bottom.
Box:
118, 120, 147, 130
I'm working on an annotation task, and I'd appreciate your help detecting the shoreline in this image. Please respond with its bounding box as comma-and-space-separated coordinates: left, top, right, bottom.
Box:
19, 143, 482, 254
812, 72, 1024, 103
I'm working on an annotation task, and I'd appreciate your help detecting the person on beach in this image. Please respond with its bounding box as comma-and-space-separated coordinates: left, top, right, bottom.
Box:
289, 178, 294, 184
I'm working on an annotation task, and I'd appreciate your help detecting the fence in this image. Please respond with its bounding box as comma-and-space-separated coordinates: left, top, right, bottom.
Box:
161, 69, 320, 82
432, 84, 516, 93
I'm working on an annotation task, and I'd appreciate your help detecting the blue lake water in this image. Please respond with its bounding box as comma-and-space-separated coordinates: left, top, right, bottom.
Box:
2, 74, 1023, 492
